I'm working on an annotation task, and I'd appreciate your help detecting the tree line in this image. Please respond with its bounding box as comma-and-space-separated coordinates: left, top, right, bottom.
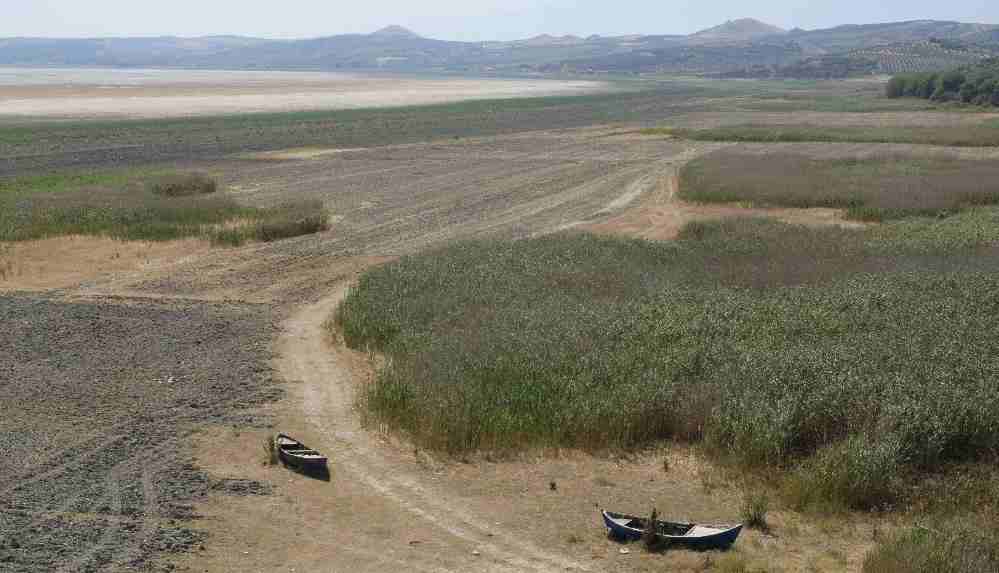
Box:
886, 58, 999, 105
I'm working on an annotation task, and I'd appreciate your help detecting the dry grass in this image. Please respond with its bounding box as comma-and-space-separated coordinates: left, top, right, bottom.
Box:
0, 235, 210, 290
680, 151, 999, 221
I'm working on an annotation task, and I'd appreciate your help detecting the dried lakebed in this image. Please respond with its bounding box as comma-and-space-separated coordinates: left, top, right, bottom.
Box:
0, 294, 279, 572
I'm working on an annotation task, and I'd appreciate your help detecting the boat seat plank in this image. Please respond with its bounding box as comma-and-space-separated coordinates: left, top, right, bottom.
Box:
686, 526, 725, 537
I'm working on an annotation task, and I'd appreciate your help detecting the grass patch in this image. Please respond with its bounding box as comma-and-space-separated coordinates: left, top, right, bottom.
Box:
0, 169, 328, 244
653, 123, 999, 147
0, 169, 147, 197
208, 200, 329, 247
147, 172, 218, 197
335, 213, 999, 514
863, 521, 999, 573
680, 151, 999, 221
783, 436, 905, 512
740, 95, 939, 113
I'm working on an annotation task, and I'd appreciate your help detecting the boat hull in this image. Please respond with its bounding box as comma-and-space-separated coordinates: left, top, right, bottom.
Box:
275, 434, 328, 469
278, 450, 328, 468
602, 511, 742, 550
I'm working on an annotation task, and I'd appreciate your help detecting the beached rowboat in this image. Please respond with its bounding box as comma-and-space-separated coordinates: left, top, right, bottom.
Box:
276, 434, 328, 469
601, 510, 743, 550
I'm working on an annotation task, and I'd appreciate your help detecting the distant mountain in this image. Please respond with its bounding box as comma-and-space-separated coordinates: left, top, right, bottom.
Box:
513, 34, 586, 47
690, 18, 786, 42
0, 19, 996, 77
371, 25, 422, 39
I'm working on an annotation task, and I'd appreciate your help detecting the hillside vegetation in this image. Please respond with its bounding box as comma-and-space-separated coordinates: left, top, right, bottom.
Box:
887, 58, 999, 105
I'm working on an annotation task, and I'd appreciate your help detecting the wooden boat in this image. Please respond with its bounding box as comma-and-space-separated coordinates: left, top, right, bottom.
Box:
276, 434, 328, 469
602, 510, 743, 550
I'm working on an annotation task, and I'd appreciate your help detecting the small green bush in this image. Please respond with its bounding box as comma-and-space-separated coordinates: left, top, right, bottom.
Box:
147, 172, 218, 197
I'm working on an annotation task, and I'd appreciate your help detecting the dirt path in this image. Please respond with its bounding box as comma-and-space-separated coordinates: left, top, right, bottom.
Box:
275, 286, 590, 572
582, 144, 869, 241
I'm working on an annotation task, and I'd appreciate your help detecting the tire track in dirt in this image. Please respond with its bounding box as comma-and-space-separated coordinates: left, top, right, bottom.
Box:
279, 289, 591, 573
551, 144, 722, 234
18, 440, 175, 573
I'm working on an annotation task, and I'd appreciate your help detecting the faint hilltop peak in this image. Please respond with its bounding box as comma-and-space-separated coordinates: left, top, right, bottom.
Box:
371, 25, 421, 39
515, 34, 585, 47
691, 18, 787, 41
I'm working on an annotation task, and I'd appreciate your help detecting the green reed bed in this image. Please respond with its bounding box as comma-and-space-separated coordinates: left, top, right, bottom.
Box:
680, 151, 999, 221
0, 169, 328, 244
647, 123, 999, 147
863, 520, 999, 573
335, 214, 999, 515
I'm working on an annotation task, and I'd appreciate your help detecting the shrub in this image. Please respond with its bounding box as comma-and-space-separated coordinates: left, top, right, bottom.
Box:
255, 204, 328, 242
863, 520, 999, 573
741, 490, 770, 531
147, 172, 218, 197
783, 436, 905, 512
887, 58, 999, 108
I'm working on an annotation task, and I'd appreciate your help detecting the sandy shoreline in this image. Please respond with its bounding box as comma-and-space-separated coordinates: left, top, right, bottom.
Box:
0, 69, 607, 119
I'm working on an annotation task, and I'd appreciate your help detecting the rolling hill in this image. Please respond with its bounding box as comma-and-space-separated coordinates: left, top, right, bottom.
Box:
1, 19, 997, 77
689, 18, 787, 43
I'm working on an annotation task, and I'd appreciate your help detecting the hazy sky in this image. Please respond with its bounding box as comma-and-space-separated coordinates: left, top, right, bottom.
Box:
5, 0, 999, 41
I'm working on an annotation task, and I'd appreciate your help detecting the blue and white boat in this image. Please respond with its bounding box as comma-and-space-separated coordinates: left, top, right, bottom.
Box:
602, 510, 743, 550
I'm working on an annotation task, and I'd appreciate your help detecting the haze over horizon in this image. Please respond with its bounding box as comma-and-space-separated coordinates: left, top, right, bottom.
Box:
6, 0, 999, 41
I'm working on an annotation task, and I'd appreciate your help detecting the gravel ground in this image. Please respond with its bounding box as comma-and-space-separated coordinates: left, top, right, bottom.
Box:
0, 293, 279, 572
